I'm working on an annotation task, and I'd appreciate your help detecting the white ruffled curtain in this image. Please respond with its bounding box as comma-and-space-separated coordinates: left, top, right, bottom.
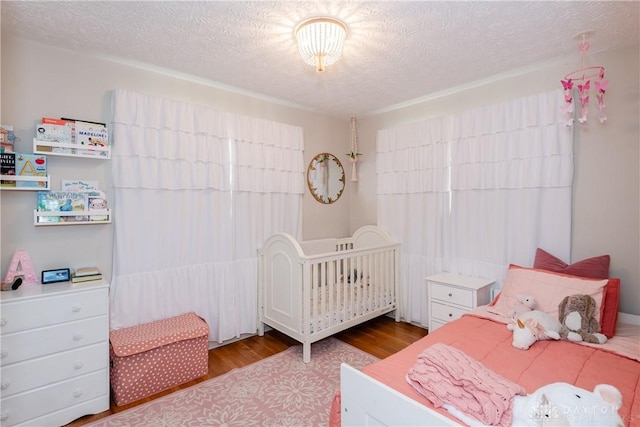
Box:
109, 90, 304, 342
377, 90, 574, 325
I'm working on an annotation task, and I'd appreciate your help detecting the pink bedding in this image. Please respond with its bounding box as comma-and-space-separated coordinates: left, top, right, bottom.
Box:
331, 314, 640, 426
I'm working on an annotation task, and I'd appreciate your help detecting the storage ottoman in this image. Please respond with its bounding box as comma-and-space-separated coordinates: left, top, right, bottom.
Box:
109, 312, 209, 406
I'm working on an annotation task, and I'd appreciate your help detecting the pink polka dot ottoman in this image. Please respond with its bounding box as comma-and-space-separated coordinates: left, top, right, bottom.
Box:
109, 312, 209, 406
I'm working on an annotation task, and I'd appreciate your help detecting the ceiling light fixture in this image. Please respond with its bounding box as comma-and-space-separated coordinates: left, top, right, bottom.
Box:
295, 17, 347, 73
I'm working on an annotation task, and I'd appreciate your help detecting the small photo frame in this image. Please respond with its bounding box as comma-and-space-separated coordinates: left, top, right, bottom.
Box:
41, 268, 70, 284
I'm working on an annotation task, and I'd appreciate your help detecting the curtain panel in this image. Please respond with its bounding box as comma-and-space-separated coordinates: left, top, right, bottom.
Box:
110, 90, 304, 342
377, 90, 574, 325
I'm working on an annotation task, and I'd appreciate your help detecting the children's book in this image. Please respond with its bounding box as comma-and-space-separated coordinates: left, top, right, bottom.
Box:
37, 191, 88, 223
61, 179, 99, 192
87, 190, 108, 221
75, 121, 108, 156
38, 118, 75, 153
0, 152, 16, 187
15, 153, 47, 188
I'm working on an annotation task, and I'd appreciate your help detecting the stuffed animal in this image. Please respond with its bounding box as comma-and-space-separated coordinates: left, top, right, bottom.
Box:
558, 294, 607, 344
512, 382, 623, 427
511, 294, 536, 318
507, 310, 561, 350
445, 382, 623, 427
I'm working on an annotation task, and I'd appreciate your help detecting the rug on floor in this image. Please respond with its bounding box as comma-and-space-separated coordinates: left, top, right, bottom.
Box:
86, 337, 379, 427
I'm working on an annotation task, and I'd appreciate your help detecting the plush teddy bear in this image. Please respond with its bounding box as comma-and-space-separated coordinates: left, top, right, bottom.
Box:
444, 382, 624, 427
558, 294, 607, 344
512, 382, 623, 427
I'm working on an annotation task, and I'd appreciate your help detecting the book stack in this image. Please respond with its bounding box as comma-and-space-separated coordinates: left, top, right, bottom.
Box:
72, 267, 102, 283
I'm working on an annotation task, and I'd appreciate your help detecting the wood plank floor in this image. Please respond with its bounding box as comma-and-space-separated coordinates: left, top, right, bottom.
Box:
66, 315, 427, 426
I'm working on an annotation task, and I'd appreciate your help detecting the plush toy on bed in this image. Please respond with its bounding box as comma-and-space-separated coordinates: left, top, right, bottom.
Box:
558, 294, 607, 344
510, 294, 536, 318
512, 382, 624, 427
507, 310, 561, 350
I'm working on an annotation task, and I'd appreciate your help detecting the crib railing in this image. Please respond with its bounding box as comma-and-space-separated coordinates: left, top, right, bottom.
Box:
302, 243, 399, 335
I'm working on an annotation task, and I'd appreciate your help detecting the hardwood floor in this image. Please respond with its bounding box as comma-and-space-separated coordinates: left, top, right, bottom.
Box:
66, 315, 427, 426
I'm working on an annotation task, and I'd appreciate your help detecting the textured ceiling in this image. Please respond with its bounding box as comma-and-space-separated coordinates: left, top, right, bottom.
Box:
2, 1, 639, 119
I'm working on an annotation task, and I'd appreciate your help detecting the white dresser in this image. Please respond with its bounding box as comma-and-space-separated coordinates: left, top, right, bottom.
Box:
0, 280, 110, 427
426, 273, 493, 332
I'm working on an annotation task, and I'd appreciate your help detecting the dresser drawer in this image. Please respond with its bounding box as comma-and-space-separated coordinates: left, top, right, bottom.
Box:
0, 369, 108, 427
1, 342, 108, 398
429, 283, 473, 308
0, 288, 107, 334
0, 316, 108, 366
430, 301, 468, 323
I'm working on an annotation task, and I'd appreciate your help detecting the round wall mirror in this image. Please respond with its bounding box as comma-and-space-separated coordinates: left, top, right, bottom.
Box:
307, 153, 345, 204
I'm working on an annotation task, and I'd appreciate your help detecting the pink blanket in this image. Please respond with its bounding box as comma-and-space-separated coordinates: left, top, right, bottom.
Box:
407, 342, 526, 426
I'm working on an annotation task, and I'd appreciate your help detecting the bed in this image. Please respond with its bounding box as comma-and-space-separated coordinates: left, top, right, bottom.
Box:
334, 265, 640, 426
258, 225, 399, 363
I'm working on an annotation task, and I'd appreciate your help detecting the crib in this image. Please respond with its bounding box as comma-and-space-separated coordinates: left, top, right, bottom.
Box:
258, 225, 400, 363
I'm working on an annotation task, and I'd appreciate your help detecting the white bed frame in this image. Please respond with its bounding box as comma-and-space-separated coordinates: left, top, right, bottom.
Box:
340, 312, 640, 426
258, 225, 400, 363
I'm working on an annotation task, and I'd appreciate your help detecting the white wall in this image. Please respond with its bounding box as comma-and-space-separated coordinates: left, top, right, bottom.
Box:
351, 44, 640, 316
3, 36, 638, 316
0, 36, 351, 284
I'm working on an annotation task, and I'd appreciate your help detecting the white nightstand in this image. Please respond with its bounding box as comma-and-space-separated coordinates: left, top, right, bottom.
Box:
426, 272, 494, 332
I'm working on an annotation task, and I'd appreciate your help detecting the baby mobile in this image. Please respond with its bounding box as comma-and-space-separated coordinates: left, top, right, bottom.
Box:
347, 116, 362, 181
561, 31, 609, 126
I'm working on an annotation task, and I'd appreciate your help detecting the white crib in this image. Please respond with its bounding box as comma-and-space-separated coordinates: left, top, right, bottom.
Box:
258, 225, 400, 363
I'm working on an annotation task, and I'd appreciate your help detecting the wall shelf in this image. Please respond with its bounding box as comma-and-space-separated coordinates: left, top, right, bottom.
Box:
33, 138, 111, 159
0, 174, 50, 191
34, 209, 111, 226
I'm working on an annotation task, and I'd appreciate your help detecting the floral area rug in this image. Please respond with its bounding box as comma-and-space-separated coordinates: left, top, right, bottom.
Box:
86, 337, 378, 427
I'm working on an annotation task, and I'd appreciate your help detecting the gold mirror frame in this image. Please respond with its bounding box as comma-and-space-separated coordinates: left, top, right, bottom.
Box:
307, 153, 345, 204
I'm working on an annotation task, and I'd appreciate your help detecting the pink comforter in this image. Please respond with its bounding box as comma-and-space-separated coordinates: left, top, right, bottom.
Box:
330, 314, 640, 426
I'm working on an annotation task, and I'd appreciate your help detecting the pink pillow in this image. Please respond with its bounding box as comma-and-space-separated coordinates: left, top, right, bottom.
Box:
533, 248, 609, 279
488, 265, 608, 324
533, 248, 619, 338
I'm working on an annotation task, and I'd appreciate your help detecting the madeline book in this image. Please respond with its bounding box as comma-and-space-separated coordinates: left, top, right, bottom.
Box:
75, 121, 108, 156
15, 153, 47, 188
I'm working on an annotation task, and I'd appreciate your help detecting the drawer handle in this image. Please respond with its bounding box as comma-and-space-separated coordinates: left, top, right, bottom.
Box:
72, 305, 82, 313
448, 293, 453, 297
74, 361, 84, 370
0, 412, 8, 421
1, 381, 9, 390
1, 351, 7, 358
73, 389, 83, 398
0, 318, 6, 326
448, 313, 453, 317
73, 334, 83, 341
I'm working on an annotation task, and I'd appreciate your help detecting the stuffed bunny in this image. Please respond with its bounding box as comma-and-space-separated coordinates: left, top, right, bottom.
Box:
512, 294, 536, 318
558, 294, 607, 344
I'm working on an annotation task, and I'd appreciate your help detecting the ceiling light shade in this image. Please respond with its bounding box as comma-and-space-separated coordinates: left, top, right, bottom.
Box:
295, 17, 347, 73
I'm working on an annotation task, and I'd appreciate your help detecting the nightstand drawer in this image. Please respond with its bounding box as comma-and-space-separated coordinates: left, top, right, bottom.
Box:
430, 283, 473, 308
430, 301, 468, 323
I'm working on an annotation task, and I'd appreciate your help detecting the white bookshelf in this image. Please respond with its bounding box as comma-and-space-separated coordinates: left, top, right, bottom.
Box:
34, 209, 112, 226
0, 174, 50, 191
33, 138, 111, 159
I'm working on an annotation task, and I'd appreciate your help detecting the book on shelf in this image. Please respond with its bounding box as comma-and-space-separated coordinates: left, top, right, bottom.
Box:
74, 266, 101, 277
36, 118, 75, 153
37, 191, 88, 223
15, 153, 47, 188
0, 124, 15, 153
0, 152, 16, 187
71, 273, 103, 283
75, 121, 108, 156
